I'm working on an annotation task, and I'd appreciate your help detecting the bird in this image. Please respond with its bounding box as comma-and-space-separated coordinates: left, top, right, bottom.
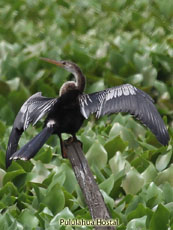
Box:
6, 57, 170, 168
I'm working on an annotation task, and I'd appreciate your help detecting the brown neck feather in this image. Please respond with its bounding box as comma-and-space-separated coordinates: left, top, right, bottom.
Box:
59, 67, 86, 96
59, 81, 77, 96
74, 67, 86, 93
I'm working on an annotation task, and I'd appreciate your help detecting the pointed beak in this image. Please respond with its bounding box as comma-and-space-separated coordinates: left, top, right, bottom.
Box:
40, 57, 64, 67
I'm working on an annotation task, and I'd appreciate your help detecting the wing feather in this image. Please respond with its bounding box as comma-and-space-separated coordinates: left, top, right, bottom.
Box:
79, 84, 169, 146
13, 92, 58, 130
6, 92, 58, 168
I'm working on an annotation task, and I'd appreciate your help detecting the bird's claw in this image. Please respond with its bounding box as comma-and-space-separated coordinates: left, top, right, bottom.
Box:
65, 136, 83, 148
61, 144, 68, 158
76, 139, 83, 149
61, 136, 83, 158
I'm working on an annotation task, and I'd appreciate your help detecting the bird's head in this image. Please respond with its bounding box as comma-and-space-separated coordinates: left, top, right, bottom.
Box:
40, 57, 86, 94
40, 57, 79, 75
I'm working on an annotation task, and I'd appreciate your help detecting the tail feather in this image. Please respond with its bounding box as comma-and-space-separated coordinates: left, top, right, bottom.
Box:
9, 127, 54, 163
6, 128, 23, 168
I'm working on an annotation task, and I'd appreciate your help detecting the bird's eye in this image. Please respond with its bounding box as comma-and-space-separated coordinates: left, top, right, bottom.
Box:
61, 61, 66, 65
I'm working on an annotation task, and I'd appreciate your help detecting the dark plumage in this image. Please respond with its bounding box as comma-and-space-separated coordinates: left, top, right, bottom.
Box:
6, 58, 170, 168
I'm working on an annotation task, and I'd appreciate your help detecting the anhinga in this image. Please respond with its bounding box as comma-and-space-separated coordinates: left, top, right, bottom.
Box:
6, 58, 170, 168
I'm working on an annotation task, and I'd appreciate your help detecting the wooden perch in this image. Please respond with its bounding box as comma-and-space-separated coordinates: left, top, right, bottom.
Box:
64, 139, 116, 230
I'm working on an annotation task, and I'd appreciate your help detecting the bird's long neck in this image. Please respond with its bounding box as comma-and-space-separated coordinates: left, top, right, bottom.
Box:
73, 68, 86, 93
59, 68, 86, 96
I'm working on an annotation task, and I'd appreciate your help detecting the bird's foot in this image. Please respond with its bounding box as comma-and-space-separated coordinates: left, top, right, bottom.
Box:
61, 142, 68, 158
66, 136, 74, 144
65, 136, 83, 148
76, 139, 83, 149
62, 136, 83, 159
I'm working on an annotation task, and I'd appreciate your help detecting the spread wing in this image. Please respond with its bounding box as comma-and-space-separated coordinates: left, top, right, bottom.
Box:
13, 92, 58, 131
79, 84, 169, 146
6, 92, 58, 168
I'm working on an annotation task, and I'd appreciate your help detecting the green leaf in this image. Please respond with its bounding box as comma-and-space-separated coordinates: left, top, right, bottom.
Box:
110, 170, 126, 199
165, 202, 173, 218
155, 164, 173, 186
8, 220, 23, 230
3, 169, 26, 185
0, 120, 6, 138
126, 216, 147, 230
99, 174, 114, 195
8, 89, 28, 114
141, 163, 158, 184
6, 77, 20, 91
127, 203, 153, 221
0, 212, 19, 229
109, 151, 127, 174
34, 146, 52, 163
142, 65, 157, 87
155, 0, 173, 18
43, 184, 65, 215
79, 133, 94, 153
104, 73, 124, 86
86, 141, 107, 169
155, 150, 172, 171
128, 73, 143, 84
154, 80, 167, 95
0, 80, 10, 96
104, 136, 128, 159
0, 193, 17, 208
0, 95, 7, 108
109, 123, 138, 148
122, 168, 144, 195
100, 189, 115, 209
87, 80, 105, 94
26, 161, 50, 184
46, 170, 66, 191
109, 51, 125, 74
18, 209, 39, 229
59, 163, 77, 193
125, 195, 144, 215
140, 182, 164, 208
49, 207, 74, 229
0, 182, 18, 198
139, 141, 157, 151
162, 182, 173, 204
149, 204, 169, 230
0, 168, 5, 187
0, 104, 15, 124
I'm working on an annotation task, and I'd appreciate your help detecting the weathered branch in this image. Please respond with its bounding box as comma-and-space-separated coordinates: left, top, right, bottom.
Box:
64, 139, 116, 230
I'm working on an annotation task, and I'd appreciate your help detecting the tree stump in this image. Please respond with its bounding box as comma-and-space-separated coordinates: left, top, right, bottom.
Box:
64, 139, 116, 230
